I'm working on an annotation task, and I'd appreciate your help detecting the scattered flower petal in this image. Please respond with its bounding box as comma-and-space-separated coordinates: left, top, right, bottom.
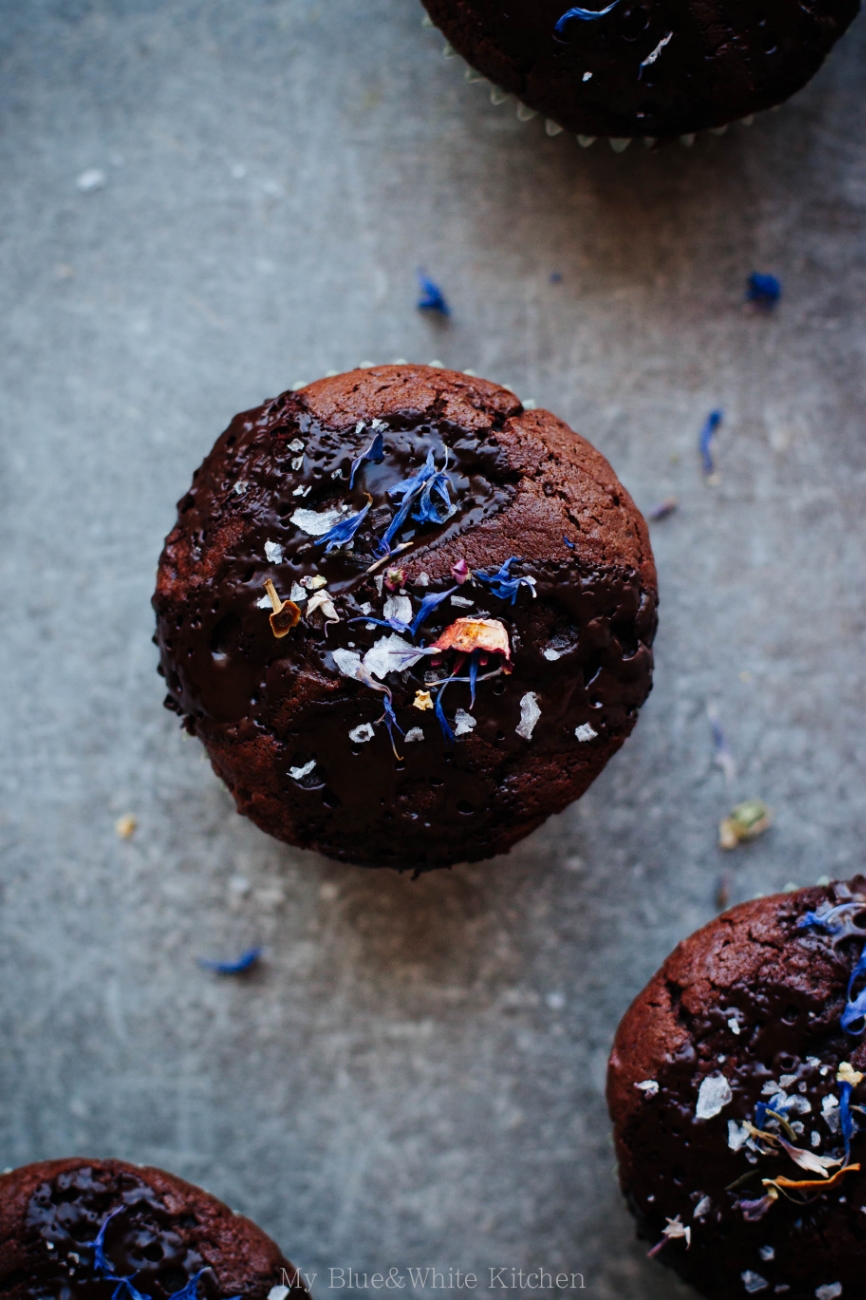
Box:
417, 270, 450, 315
263, 579, 301, 638
700, 410, 723, 477
413, 690, 434, 711
648, 497, 678, 520
306, 589, 339, 626
433, 617, 511, 660
719, 800, 772, 849
199, 948, 262, 975
746, 273, 782, 312
349, 430, 385, 489
451, 558, 470, 584
475, 556, 537, 603
315, 496, 372, 553
555, 0, 621, 34
115, 814, 137, 840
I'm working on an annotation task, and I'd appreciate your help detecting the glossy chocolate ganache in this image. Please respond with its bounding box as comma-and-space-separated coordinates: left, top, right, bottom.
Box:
0, 1159, 307, 1300
154, 365, 657, 870
419, 0, 860, 141
607, 879, 866, 1300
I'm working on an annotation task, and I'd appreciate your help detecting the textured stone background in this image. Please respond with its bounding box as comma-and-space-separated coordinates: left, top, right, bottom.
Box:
0, 2, 864, 1297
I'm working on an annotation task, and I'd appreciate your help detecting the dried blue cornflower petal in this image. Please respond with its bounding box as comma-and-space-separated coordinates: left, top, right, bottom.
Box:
842, 949, 866, 1036
409, 586, 459, 636
417, 271, 450, 316
798, 901, 866, 937
555, 0, 621, 34
434, 685, 455, 744
412, 469, 455, 527
700, 410, 723, 477
469, 654, 479, 709
648, 497, 678, 521
746, 273, 782, 312
349, 431, 385, 489
165, 1272, 209, 1300
379, 693, 404, 758
93, 1209, 125, 1275
112, 1280, 151, 1300
315, 496, 372, 553
563, 535, 575, 548
377, 450, 454, 556
838, 1081, 856, 1161
475, 556, 537, 603
198, 947, 262, 975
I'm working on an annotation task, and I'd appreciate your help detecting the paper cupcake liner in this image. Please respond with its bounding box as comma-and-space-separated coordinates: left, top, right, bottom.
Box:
422, 11, 764, 153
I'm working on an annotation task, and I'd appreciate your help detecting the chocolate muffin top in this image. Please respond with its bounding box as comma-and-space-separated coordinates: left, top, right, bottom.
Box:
607, 878, 866, 1300
0, 1158, 307, 1300
154, 364, 657, 871
420, 0, 860, 141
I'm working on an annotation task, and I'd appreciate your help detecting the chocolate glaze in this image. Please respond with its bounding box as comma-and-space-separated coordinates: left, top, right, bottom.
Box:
607, 879, 866, 1300
0, 1159, 307, 1300
154, 365, 657, 871
420, 0, 860, 140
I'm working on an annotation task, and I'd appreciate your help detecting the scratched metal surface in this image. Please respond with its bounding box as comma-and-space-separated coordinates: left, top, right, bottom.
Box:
0, 2, 864, 1297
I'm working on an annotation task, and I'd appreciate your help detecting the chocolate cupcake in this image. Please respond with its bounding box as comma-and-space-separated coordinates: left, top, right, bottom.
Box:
607, 878, 866, 1300
421, 0, 861, 146
0, 1157, 308, 1300
154, 364, 657, 871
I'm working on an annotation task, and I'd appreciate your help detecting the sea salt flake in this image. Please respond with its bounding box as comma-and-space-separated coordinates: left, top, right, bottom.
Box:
233, 480, 249, 495
780, 1075, 798, 1089
349, 723, 375, 744
454, 708, 477, 737
291, 507, 343, 536
696, 1073, 733, 1120
269, 1288, 291, 1300
543, 647, 561, 661
289, 583, 306, 603
288, 439, 304, 452
693, 1196, 711, 1220
291, 456, 304, 470
815, 1286, 842, 1300
450, 595, 474, 608
289, 760, 316, 780
256, 594, 272, 609
383, 595, 413, 625
575, 723, 598, 742
293, 484, 311, 497
728, 1017, 741, 1034
741, 1272, 769, 1294
759, 1247, 775, 1262
516, 692, 541, 740
364, 634, 424, 680
265, 540, 284, 564
404, 727, 425, 743
635, 1080, 658, 1096
332, 649, 362, 679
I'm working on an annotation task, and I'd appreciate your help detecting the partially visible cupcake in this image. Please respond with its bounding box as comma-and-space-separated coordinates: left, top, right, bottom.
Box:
607, 878, 866, 1300
0, 1157, 309, 1300
420, 0, 861, 144
154, 364, 658, 871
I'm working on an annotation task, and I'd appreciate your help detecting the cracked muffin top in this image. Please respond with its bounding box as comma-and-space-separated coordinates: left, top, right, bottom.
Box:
0, 1158, 308, 1300
607, 877, 866, 1300
153, 364, 657, 870
420, 0, 861, 143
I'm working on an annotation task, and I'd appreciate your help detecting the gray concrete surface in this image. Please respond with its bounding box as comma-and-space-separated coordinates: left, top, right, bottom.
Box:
1, 2, 865, 1297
